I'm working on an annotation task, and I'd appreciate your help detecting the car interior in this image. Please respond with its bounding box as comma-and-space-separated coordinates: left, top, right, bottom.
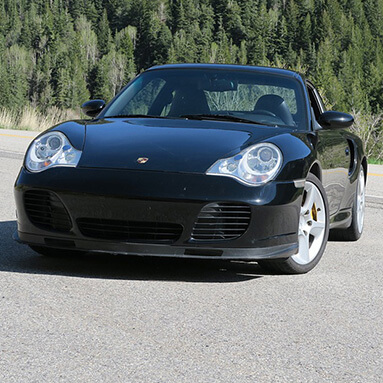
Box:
161, 86, 296, 127
113, 72, 307, 129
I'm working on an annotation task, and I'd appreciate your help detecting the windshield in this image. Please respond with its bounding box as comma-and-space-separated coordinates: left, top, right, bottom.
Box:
103, 68, 308, 129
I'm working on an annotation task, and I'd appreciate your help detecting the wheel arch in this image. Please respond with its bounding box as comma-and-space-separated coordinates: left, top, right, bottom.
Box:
308, 161, 322, 181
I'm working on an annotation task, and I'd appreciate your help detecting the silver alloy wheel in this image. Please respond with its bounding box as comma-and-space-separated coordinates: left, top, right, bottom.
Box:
356, 167, 365, 233
292, 180, 327, 265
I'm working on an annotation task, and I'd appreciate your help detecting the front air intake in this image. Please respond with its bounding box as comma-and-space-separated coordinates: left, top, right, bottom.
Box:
77, 218, 183, 244
191, 202, 251, 241
24, 190, 72, 232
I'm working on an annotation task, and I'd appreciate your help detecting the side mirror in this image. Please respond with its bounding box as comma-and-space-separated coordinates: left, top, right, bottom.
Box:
81, 100, 105, 118
317, 111, 354, 129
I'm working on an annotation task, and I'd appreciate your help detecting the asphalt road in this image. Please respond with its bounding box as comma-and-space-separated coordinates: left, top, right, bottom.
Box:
0, 128, 382, 383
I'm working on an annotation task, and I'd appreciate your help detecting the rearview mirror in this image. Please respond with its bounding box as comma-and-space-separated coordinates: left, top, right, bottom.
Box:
317, 111, 354, 129
81, 100, 105, 118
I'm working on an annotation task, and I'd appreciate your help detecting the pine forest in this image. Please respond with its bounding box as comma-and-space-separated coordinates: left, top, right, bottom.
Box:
0, 0, 383, 158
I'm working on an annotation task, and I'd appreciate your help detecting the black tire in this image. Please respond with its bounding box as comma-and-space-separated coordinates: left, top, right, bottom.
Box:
28, 245, 87, 257
329, 166, 365, 242
258, 173, 330, 274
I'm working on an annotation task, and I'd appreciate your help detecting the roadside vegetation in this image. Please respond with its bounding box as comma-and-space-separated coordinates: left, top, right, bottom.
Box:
351, 111, 383, 162
0, 0, 383, 159
0, 107, 79, 131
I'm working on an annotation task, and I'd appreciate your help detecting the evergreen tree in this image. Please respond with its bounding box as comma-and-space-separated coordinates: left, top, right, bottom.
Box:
0, 35, 11, 108
97, 9, 112, 56
0, 0, 383, 116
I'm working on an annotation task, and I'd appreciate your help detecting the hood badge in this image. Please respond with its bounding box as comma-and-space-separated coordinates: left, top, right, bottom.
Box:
137, 157, 149, 164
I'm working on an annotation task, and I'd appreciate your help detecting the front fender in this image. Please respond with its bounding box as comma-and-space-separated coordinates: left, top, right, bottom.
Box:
268, 132, 316, 181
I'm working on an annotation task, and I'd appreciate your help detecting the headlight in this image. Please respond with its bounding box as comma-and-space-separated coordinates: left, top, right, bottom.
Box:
206, 143, 283, 186
25, 131, 82, 172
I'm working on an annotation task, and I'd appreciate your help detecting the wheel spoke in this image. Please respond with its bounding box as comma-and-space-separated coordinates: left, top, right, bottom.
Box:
297, 232, 310, 263
302, 184, 315, 212
310, 220, 325, 236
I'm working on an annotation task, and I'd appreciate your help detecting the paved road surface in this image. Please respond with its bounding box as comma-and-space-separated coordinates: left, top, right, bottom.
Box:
0, 128, 382, 382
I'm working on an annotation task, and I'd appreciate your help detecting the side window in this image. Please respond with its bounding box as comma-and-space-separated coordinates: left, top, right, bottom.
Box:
306, 83, 325, 121
307, 86, 321, 120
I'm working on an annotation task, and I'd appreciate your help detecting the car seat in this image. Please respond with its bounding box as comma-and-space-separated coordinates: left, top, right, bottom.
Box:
168, 88, 210, 116
254, 95, 295, 126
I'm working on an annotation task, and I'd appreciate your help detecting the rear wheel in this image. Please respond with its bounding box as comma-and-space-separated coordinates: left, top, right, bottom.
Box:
29, 245, 87, 257
329, 166, 365, 241
258, 173, 329, 274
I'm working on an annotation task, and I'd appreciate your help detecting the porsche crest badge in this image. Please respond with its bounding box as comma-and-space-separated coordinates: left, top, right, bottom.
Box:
137, 157, 149, 164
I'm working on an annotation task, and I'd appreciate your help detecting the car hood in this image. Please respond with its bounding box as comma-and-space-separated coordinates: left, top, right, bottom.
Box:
78, 118, 287, 173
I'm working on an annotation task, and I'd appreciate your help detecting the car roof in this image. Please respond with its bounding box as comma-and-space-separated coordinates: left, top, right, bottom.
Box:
147, 63, 304, 80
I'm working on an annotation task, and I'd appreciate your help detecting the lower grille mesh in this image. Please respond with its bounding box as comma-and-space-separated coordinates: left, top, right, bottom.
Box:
191, 202, 251, 241
24, 190, 72, 232
77, 218, 183, 244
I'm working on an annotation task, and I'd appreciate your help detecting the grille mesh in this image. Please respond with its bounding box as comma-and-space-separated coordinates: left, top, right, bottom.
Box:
191, 202, 251, 241
24, 190, 72, 232
77, 218, 183, 244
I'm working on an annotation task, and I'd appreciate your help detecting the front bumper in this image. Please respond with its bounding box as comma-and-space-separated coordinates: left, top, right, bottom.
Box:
14, 167, 303, 260
15, 231, 298, 260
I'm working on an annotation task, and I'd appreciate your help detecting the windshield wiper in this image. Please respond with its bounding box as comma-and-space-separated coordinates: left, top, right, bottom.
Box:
180, 114, 271, 126
106, 113, 275, 126
105, 114, 172, 119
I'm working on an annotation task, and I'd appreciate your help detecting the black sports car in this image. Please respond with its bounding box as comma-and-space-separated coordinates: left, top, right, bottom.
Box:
14, 64, 366, 274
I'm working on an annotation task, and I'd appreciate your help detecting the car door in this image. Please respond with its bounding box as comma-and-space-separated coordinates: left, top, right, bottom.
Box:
307, 83, 351, 216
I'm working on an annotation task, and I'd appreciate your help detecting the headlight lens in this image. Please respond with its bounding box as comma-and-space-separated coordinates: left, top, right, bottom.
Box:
26, 131, 82, 172
206, 143, 283, 186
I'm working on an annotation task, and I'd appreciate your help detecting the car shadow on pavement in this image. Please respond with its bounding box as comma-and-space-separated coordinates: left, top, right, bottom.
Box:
0, 221, 267, 283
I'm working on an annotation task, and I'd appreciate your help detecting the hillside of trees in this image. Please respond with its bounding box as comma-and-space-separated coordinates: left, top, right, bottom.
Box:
1, 0, 383, 158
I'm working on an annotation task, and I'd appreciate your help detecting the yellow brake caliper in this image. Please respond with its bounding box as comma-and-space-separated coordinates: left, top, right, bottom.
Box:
311, 203, 317, 221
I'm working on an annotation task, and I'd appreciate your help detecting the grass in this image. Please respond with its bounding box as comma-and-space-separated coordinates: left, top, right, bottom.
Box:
0, 107, 80, 132
368, 158, 383, 165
